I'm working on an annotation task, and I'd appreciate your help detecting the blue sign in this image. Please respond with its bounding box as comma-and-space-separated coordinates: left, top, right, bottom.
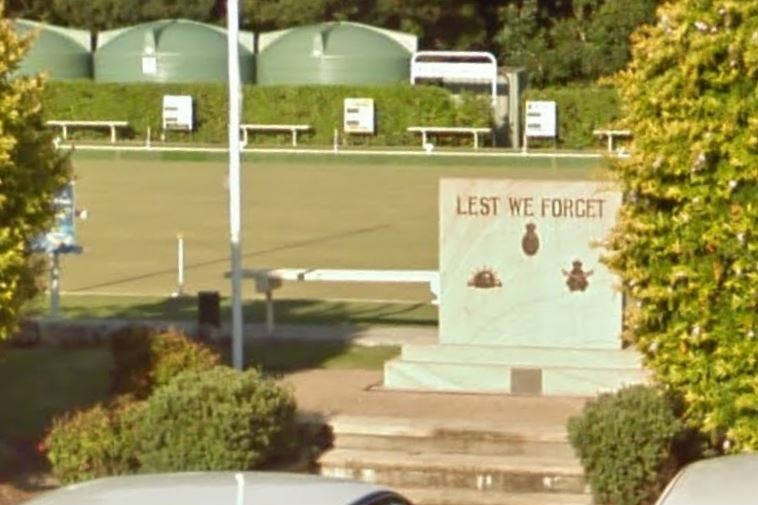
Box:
32, 182, 81, 254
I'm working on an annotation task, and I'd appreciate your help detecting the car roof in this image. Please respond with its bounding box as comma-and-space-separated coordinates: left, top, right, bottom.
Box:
657, 454, 758, 505
23, 472, 400, 505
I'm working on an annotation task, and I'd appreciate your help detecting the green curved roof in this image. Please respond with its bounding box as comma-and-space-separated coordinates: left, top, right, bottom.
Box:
95, 19, 254, 83
257, 22, 416, 85
14, 19, 92, 79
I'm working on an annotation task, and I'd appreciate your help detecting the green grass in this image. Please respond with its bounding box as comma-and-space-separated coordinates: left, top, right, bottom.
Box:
25, 294, 438, 326
54, 150, 606, 304
0, 339, 397, 444
245, 341, 400, 373
0, 347, 113, 441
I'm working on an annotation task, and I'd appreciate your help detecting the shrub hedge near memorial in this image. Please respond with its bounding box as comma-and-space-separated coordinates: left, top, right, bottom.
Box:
136, 366, 297, 472
522, 84, 621, 149
568, 385, 696, 505
43, 398, 143, 484
109, 326, 220, 399
45, 366, 298, 482
41, 82, 490, 146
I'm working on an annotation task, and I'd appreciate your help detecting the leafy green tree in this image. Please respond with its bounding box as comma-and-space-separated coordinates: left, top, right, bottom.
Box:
4, 0, 54, 22
496, 0, 658, 86
9, 0, 221, 31
606, 0, 757, 450
47, 0, 141, 31
139, 0, 219, 24
242, 0, 489, 51
241, 0, 357, 32
0, 9, 70, 340
364, 0, 489, 50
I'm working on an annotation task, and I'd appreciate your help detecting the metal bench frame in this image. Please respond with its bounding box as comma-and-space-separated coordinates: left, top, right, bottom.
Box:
239, 124, 312, 147
46, 120, 130, 144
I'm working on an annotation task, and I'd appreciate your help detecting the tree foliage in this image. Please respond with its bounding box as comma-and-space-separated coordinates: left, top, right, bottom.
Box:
6, 0, 660, 85
496, 0, 659, 86
0, 7, 70, 340
606, 0, 758, 450
6, 0, 220, 31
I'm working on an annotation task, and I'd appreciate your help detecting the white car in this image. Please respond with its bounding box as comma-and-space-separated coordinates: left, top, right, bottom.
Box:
655, 454, 758, 505
24, 472, 414, 505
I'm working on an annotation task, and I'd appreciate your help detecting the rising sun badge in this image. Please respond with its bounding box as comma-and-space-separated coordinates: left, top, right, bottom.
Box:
467, 267, 503, 289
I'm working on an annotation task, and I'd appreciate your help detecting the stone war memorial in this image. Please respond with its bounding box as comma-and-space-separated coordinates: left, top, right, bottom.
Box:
385, 178, 647, 396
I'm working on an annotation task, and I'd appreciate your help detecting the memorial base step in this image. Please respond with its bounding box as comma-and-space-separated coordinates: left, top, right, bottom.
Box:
383, 344, 647, 396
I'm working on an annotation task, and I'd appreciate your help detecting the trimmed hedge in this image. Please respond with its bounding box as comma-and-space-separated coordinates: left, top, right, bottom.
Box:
136, 366, 297, 472
568, 385, 695, 505
42, 82, 491, 147
522, 84, 621, 149
110, 326, 220, 399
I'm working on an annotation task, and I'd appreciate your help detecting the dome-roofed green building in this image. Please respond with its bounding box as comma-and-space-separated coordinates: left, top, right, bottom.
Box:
94, 19, 254, 83
257, 21, 416, 85
13, 19, 92, 79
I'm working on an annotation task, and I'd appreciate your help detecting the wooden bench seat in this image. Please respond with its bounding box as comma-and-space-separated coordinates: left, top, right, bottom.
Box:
592, 129, 632, 153
240, 124, 312, 147
46, 120, 130, 144
407, 126, 492, 149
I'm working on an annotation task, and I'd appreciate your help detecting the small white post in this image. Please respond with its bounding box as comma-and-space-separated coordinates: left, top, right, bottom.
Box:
235, 473, 245, 505
333, 128, 339, 153
146, 126, 151, 149
50, 251, 60, 318
176, 233, 185, 296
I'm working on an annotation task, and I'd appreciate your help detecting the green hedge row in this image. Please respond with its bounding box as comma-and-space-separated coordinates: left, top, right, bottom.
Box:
522, 84, 621, 149
41, 81, 491, 147
41, 81, 621, 149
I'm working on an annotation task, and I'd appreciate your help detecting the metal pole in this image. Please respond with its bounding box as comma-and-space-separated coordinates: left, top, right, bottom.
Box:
227, 0, 244, 370
50, 251, 60, 318
177, 233, 185, 296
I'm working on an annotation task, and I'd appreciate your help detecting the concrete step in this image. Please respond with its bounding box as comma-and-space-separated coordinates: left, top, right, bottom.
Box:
384, 359, 648, 396
400, 344, 643, 369
329, 415, 576, 459
319, 448, 587, 494
400, 487, 592, 505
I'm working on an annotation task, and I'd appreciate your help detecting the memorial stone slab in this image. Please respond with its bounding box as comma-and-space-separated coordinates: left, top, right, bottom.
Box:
382, 177, 647, 396
439, 178, 623, 349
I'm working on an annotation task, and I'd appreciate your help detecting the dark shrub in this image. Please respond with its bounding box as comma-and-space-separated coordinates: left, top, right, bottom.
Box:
136, 366, 297, 472
0, 440, 15, 473
110, 326, 220, 399
43, 397, 144, 484
567, 385, 690, 505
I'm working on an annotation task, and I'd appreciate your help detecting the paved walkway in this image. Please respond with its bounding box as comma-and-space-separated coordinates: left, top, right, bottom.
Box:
32, 318, 585, 429
284, 369, 586, 432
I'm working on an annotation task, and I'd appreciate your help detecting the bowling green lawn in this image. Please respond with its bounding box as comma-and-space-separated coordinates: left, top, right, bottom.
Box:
24, 149, 608, 325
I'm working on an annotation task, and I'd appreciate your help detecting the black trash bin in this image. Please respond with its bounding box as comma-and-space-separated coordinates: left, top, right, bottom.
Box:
197, 291, 221, 328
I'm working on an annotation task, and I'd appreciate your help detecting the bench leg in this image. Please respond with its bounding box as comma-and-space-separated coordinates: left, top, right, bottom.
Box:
265, 289, 275, 336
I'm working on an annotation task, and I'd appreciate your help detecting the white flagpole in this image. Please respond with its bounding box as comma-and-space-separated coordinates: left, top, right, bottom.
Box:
227, 0, 244, 370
